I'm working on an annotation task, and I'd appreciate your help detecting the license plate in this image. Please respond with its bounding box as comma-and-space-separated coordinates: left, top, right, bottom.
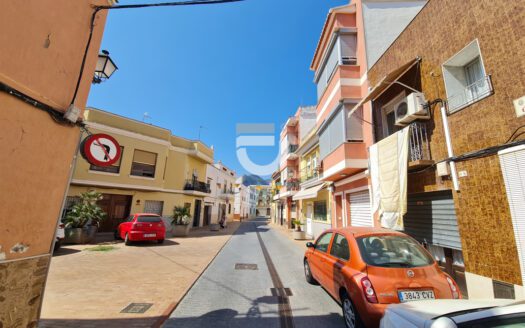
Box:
144, 233, 156, 238
398, 290, 435, 302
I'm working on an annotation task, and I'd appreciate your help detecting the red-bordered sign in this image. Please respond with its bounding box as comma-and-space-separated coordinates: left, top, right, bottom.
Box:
81, 133, 121, 167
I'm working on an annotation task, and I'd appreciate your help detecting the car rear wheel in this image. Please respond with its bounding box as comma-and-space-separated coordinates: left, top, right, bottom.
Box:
157, 239, 164, 244
124, 233, 131, 246
341, 292, 363, 328
304, 259, 318, 285
114, 230, 121, 240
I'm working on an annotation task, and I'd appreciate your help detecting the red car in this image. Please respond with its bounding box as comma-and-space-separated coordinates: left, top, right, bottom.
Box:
116, 213, 166, 245
304, 227, 461, 328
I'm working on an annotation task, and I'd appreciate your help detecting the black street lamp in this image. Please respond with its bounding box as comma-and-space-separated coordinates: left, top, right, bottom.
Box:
93, 50, 118, 84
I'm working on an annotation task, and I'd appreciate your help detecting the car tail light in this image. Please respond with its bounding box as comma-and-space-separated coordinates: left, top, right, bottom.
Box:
445, 275, 461, 299
360, 276, 378, 303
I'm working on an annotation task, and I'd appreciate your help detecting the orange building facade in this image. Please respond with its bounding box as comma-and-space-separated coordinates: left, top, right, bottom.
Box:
0, 1, 112, 325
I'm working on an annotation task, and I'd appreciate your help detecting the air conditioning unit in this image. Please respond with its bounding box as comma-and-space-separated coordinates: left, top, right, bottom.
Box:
394, 92, 429, 126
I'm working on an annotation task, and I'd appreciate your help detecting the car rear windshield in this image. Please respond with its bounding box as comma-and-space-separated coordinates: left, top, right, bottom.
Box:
356, 235, 434, 268
137, 216, 162, 223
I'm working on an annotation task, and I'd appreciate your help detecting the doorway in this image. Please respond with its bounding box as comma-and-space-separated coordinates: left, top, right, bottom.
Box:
203, 205, 212, 226
306, 203, 313, 236
97, 194, 132, 232
193, 200, 202, 227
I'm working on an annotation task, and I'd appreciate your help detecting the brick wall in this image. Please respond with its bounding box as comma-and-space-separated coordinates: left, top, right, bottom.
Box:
368, 0, 525, 285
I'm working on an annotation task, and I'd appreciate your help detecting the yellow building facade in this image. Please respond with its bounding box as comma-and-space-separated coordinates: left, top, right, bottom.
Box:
67, 108, 214, 232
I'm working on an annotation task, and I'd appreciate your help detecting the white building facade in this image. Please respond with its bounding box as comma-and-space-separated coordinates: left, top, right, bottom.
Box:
205, 162, 236, 224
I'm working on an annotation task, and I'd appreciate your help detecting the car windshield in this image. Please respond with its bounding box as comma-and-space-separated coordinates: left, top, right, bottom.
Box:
137, 216, 161, 223
356, 235, 434, 268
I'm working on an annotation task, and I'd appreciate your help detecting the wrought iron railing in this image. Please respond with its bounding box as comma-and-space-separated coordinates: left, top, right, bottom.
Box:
184, 179, 211, 193
409, 122, 431, 162
285, 179, 300, 191
447, 75, 493, 114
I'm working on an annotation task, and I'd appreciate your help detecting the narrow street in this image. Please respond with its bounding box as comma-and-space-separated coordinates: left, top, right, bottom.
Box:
164, 218, 345, 328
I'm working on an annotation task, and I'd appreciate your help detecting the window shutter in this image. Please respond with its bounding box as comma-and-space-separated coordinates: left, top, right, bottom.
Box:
319, 129, 330, 159
133, 150, 157, 165
330, 109, 344, 150
346, 106, 364, 141
340, 34, 357, 59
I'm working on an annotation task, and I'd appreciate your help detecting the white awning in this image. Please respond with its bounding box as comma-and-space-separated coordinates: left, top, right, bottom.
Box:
293, 183, 326, 201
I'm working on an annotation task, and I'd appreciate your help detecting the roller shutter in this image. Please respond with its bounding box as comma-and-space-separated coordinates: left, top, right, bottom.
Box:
350, 191, 372, 227
403, 191, 462, 250
144, 200, 164, 215
499, 146, 525, 284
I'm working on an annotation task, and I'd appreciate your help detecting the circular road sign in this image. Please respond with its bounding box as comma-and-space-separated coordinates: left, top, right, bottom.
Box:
82, 133, 121, 167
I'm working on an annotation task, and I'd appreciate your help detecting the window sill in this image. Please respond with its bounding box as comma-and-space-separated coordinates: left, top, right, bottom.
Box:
88, 170, 120, 176
447, 92, 493, 115
129, 175, 155, 180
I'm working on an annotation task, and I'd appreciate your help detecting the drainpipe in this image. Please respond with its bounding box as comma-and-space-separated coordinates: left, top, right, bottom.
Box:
440, 105, 460, 191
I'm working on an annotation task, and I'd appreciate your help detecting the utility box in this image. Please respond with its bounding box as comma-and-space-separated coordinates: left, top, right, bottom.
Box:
437, 161, 450, 177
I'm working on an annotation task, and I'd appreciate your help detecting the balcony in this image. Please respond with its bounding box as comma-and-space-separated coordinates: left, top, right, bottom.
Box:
219, 188, 235, 199
184, 179, 211, 193
447, 75, 493, 114
408, 122, 433, 170
285, 178, 300, 191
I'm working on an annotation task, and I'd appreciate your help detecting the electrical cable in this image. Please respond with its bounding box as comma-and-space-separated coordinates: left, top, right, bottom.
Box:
505, 125, 525, 143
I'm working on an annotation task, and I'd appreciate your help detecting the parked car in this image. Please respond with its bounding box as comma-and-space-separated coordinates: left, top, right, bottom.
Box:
116, 213, 166, 245
380, 299, 524, 328
303, 227, 461, 328
54, 222, 65, 251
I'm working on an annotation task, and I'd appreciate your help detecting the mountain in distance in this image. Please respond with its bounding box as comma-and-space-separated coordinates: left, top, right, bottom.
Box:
241, 174, 270, 186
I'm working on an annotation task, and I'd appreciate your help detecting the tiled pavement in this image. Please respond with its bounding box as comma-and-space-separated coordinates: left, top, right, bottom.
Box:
164, 218, 345, 328
39, 222, 241, 328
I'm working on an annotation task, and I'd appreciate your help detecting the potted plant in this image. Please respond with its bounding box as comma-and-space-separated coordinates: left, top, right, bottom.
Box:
63, 191, 106, 244
172, 205, 192, 237
292, 219, 306, 240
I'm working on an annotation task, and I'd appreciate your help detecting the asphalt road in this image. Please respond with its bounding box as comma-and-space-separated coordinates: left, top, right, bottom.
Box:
164, 218, 345, 328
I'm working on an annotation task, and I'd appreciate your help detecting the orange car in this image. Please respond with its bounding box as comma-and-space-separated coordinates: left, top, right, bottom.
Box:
303, 227, 461, 328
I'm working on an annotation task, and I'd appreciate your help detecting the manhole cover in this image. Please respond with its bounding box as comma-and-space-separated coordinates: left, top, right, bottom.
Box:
235, 263, 258, 270
271, 287, 293, 297
121, 303, 153, 314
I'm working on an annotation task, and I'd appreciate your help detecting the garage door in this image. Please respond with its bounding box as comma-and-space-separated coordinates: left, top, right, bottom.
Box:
404, 191, 461, 250
350, 191, 372, 227
144, 200, 164, 215
499, 145, 525, 284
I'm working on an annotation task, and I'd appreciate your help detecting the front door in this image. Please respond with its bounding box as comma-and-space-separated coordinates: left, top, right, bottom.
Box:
203, 205, 211, 226
335, 195, 343, 228
306, 203, 313, 236
97, 194, 132, 232
193, 200, 202, 227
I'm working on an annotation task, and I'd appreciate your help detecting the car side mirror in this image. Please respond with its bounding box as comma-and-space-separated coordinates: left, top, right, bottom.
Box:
306, 242, 315, 249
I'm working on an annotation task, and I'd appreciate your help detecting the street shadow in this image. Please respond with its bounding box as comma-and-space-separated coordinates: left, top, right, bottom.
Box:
163, 308, 345, 328
126, 239, 180, 247
52, 247, 81, 257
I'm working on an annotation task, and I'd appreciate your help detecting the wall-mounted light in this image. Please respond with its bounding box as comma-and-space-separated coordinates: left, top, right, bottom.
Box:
93, 50, 118, 84
136, 199, 141, 205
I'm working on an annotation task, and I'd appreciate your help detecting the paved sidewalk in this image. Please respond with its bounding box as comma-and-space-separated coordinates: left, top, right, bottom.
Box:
39, 222, 240, 328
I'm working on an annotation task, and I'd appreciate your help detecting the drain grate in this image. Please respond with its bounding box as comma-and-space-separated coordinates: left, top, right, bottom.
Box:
271, 287, 293, 297
120, 303, 153, 314
235, 263, 258, 270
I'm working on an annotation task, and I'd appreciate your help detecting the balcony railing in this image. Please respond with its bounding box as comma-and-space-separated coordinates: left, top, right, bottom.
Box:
299, 170, 320, 184
288, 144, 298, 153
409, 122, 431, 162
285, 179, 300, 191
447, 75, 493, 114
184, 179, 211, 193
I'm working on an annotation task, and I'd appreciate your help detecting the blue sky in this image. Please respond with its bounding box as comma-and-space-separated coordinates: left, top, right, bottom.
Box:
88, 0, 347, 177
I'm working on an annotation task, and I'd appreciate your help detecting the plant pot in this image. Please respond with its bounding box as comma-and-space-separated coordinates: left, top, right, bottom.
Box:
172, 224, 191, 237
210, 224, 220, 231
292, 230, 306, 240
64, 226, 97, 244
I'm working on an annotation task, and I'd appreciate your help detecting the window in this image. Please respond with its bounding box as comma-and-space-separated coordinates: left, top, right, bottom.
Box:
313, 201, 327, 221
380, 93, 406, 137
315, 233, 333, 253
442, 40, 492, 113
130, 150, 157, 178
137, 215, 162, 223
356, 235, 434, 268
319, 104, 364, 159
330, 234, 350, 261
316, 33, 358, 100
228, 204, 231, 214
90, 146, 124, 174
